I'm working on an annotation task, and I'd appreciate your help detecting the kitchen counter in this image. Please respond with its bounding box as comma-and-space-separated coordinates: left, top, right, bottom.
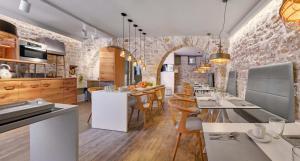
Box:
91, 85, 164, 132
0, 78, 77, 105
0, 103, 79, 161
0, 77, 76, 81
0, 103, 77, 133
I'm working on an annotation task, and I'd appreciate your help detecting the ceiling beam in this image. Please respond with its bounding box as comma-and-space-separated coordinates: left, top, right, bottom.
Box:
40, 0, 114, 38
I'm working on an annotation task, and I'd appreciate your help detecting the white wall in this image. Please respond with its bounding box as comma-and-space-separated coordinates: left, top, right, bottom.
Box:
160, 52, 175, 95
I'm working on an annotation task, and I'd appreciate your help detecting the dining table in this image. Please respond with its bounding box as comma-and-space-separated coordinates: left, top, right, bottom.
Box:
203, 122, 300, 161
196, 94, 261, 122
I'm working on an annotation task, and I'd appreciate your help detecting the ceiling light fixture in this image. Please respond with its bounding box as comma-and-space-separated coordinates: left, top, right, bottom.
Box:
127, 19, 133, 62
138, 29, 143, 65
133, 24, 138, 67
209, 0, 230, 65
280, 0, 300, 30
19, 0, 31, 13
120, 13, 127, 57
142, 32, 147, 71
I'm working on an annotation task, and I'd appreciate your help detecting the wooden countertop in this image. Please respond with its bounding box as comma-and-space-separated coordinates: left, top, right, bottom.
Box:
0, 77, 76, 81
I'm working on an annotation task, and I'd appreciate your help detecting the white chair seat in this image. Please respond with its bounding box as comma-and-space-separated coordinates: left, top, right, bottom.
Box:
176, 117, 202, 131
143, 103, 151, 108
128, 96, 137, 107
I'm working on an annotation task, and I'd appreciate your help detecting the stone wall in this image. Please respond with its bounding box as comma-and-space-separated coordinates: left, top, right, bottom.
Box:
228, 0, 300, 118
0, 14, 229, 89
0, 14, 111, 87
113, 36, 229, 88
175, 56, 208, 86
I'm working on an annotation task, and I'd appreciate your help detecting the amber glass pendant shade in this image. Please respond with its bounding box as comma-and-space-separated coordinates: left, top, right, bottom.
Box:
120, 50, 126, 57
137, 59, 142, 65
209, 52, 230, 65
280, 0, 300, 30
133, 61, 137, 67
199, 63, 212, 70
127, 55, 132, 62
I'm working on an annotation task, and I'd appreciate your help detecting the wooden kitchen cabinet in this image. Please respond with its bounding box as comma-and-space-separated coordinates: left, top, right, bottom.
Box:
19, 80, 41, 101
0, 81, 19, 105
0, 78, 77, 106
40, 79, 64, 103
99, 47, 125, 87
63, 78, 77, 104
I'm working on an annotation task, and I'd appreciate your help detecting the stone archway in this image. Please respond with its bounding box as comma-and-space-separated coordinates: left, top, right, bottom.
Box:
156, 45, 187, 84
111, 35, 227, 84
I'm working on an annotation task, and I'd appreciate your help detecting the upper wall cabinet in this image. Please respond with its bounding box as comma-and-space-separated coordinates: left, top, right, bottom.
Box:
99, 47, 125, 87
0, 20, 18, 59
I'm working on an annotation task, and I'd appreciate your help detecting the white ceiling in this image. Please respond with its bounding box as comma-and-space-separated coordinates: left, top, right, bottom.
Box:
0, 0, 272, 40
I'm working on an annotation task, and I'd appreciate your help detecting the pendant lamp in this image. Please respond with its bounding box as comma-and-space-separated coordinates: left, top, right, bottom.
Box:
120, 13, 127, 57
133, 24, 138, 67
209, 0, 230, 64
138, 29, 143, 65
280, 0, 300, 30
127, 19, 133, 62
142, 32, 147, 70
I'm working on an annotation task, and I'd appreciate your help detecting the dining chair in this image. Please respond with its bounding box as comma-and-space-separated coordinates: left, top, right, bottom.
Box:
129, 91, 155, 128
173, 93, 209, 122
87, 87, 104, 123
152, 86, 166, 113
168, 97, 205, 161
173, 93, 194, 99
183, 82, 194, 96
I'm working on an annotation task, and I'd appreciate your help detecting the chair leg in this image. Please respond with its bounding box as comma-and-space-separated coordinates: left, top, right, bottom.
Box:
87, 113, 92, 123
196, 132, 204, 161
137, 110, 140, 121
172, 133, 182, 161
143, 111, 147, 128
128, 107, 134, 126
159, 100, 164, 111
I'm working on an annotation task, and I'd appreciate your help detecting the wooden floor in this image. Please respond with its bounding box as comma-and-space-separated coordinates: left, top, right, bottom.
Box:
0, 101, 204, 161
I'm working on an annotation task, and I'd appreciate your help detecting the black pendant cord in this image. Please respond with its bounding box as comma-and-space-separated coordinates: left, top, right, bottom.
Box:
218, 0, 228, 52
128, 19, 132, 52
121, 13, 127, 50
123, 16, 124, 49
139, 29, 142, 62
134, 24, 138, 59
143, 33, 146, 64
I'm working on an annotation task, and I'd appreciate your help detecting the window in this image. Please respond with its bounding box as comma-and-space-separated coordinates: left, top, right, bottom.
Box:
188, 56, 196, 65
175, 55, 181, 65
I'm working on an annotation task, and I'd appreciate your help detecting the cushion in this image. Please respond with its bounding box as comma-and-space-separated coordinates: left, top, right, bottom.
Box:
176, 117, 202, 131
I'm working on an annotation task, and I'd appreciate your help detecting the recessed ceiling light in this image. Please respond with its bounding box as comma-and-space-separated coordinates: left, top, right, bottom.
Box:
19, 0, 31, 13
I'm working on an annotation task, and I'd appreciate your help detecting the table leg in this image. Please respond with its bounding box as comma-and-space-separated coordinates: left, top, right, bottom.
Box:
221, 109, 231, 123
30, 109, 79, 161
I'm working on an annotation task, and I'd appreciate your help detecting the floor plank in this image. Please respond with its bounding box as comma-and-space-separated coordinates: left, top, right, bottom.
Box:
0, 102, 203, 161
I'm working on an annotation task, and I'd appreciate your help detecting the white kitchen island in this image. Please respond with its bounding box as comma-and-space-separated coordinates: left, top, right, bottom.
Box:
92, 91, 129, 132
0, 103, 79, 161
91, 85, 165, 132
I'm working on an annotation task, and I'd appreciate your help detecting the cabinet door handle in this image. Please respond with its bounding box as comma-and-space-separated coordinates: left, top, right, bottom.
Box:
30, 84, 39, 88
0, 94, 7, 99
4, 86, 15, 90
42, 83, 50, 87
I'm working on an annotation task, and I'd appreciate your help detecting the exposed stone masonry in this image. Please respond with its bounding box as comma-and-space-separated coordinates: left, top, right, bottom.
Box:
228, 0, 300, 119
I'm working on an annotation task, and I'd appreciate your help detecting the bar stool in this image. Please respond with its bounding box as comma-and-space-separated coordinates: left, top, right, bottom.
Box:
129, 91, 155, 128
87, 87, 103, 123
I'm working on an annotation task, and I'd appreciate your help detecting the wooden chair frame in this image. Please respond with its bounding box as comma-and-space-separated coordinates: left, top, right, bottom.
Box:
168, 97, 205, 161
